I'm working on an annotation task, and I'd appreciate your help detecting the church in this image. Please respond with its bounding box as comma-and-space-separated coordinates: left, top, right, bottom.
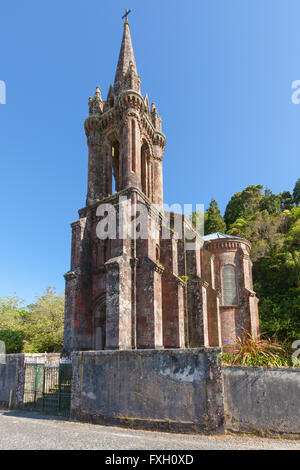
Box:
63, 18, 259, 356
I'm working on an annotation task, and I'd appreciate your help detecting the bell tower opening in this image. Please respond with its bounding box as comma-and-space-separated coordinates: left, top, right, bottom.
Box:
141, 141, 150, 197
111, 140, 120, 194
131, 120, 136, 172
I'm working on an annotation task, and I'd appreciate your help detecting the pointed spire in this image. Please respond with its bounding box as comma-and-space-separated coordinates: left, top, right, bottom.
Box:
114, 20, 138, 96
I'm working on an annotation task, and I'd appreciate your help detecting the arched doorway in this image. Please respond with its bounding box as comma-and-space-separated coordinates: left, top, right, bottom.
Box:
94, 297, 106, 350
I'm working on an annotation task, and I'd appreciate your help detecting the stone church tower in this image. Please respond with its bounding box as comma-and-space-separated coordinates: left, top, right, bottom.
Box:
63, 20, 259, 356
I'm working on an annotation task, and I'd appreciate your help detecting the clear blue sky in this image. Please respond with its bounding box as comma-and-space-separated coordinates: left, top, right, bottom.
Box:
0, 0, 299, 304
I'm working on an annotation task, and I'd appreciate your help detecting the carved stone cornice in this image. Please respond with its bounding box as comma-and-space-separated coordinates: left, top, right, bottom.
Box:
174, 275, 186, 288
84, 116, 101, 136
64, 267, 81, 282
153, 132, 166, 149
84, 88, 166, 150
214, 288, 222, 298
244, 287, 258, 298
70, 220, 81, 230
104, 256, 123, 270
205, 238, 251, 253
118, 90, 145, 112
189, 277, 209, 289
200, 279, 209, 289
144, 257, 164, 275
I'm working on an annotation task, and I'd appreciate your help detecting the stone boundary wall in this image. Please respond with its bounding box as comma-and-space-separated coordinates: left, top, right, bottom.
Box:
71, 348, 224, 434
2, 353, 300, 438
0, 353, 61, 410
24, 353, 60, 365
0, 354, 25, 409
223, 366, 300, 436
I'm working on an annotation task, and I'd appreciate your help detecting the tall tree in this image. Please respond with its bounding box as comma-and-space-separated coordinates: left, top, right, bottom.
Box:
280, 191, 294, 211
204, 199, 226, 235
224, 185, 263, 228
26, 287, 64, 352
259, 192, 281, 214
293, 178, 300, 206
0, 287, 64, 353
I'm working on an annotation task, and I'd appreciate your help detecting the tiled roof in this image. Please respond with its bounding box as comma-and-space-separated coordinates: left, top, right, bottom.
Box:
202, 232, 245, 242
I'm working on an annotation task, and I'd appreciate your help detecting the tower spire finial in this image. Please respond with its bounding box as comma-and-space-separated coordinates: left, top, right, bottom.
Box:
114, 11, 138, 96
122, 8, 132, 23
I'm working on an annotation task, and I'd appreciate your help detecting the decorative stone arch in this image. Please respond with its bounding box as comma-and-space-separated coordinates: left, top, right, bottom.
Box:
92, 295, 106, 350
221, 264, 238, 306
140, 132, 154, 155
121, 111, 143, 143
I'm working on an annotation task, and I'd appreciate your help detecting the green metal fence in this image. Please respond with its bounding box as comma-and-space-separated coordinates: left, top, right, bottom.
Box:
23, 363, 72, 417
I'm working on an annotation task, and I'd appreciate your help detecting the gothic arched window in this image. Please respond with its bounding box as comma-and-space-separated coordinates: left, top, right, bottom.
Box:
222, 265, 238, 306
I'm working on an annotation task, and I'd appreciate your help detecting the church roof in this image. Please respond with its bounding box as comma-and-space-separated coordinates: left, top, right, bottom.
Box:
202, 232, 246, 242
114, 20, 138, 96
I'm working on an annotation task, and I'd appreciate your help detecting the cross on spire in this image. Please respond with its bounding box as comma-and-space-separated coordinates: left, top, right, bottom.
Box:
122, 8, 132, 23
114, 11, 137, 96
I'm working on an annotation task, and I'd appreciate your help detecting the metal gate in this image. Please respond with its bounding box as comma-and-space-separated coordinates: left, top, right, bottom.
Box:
23, 363, 72, 417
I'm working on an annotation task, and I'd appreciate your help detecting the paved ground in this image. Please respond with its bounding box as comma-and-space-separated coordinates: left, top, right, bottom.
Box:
0, 409, 299, 450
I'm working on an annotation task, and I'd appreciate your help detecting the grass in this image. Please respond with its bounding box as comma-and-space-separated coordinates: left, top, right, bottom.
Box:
222, 333, 300, 368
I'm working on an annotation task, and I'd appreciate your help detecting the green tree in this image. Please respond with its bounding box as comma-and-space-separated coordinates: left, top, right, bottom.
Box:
280, 191, 294, 211
293, 178, 300, 206
0, 330, 23, 353
0, 296, 30, 336
254, 251, 300, 342
0, 288, 64, 353
26, 287, 64, 353
204, 199, 226, 235
224, 185, 263, 228
259, 192, 281, 215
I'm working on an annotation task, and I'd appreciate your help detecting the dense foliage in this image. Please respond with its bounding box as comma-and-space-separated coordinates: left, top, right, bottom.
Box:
0, 287, 64, 353
0, 330, 23, 354
191, 178, 300, 343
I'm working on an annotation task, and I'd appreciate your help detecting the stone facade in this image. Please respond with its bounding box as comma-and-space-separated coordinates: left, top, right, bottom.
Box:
203, 233, 260, 346
63, 21, 259, 356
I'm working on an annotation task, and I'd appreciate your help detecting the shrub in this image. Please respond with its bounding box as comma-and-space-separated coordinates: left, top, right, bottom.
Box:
221, 333, 297, 368
0, 330, 23, 354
